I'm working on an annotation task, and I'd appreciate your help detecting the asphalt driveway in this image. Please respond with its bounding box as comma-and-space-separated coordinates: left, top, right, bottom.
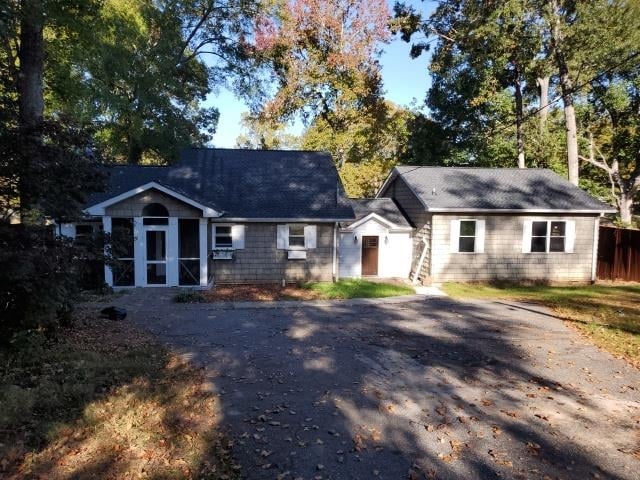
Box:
118, 292, 640, 480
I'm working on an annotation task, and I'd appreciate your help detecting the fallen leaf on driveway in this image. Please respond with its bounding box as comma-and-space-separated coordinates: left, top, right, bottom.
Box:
526, 442, 541, 456
488, 449, 513, 467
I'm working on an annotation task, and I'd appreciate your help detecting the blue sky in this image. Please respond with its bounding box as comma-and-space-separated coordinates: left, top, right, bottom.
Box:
206, 1, 434, 148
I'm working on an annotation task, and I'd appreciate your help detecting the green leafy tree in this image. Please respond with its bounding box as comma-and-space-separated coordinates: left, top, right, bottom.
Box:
0, 0, 108, 332
236, 113, 301, 150
45, 0, 259, 164
301, 102, 412, 197
393, 0, 545, 168
578, 63, 640, 224
540, 0, 636, 185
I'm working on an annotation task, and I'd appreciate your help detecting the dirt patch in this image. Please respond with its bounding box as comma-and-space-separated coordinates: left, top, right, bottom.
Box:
0, 312, 237, 480
203, 284, 322, 302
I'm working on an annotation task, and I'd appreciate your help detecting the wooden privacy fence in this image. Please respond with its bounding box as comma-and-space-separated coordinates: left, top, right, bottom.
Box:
597, 226, 640, 282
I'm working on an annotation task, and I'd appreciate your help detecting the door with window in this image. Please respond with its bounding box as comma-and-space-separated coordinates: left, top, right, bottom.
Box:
145, 226, 168, 285
361, 236, 379, 276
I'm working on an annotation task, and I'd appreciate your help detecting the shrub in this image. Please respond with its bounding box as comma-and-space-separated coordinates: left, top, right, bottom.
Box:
0, 225, 111, 337
173, 290, 206, 303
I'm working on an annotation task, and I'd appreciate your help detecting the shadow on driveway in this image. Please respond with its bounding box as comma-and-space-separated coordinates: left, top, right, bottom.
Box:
121, 294, 640, 479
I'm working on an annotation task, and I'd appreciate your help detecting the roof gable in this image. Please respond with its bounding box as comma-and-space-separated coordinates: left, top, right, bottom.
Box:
341, 198, 411, 228
85, 149, 355, 220
382, 167, 614, 213
86, 182, 220, 217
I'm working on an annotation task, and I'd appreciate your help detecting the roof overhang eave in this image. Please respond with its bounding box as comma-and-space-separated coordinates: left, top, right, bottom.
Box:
425, 207, 617, 214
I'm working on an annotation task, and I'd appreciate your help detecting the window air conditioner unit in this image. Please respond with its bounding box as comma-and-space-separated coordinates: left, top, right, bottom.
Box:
212, 249, 234, 260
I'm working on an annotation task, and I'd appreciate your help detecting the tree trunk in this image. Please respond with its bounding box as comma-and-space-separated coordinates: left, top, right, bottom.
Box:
18, 0, 44, 129
17, 0, 45, 216
514, 69, 526, 168
548, 0, 579, 185
127, 140, 143, 165
618, 192, 633, 224
536, 75, 550, 132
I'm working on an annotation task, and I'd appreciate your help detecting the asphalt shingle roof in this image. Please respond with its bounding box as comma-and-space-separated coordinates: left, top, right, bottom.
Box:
391, 166, 615, 212
86, 148, 354, 220
341, 198, 411, 228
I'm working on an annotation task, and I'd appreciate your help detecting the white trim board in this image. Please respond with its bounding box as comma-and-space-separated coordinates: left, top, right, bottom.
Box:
340, 212, 412, 232
215, 217, 353, 222
85, 182, 221, 217
426, 208, 615, 214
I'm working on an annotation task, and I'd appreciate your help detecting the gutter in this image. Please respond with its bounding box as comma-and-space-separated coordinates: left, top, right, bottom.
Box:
214, 217, 354, 223
425, 208, 617, 214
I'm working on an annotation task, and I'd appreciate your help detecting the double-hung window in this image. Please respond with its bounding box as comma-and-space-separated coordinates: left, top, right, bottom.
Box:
276, 224, 317, 253
458, 220, 476, 253
288, 224, 306, 248
524, 220, 574, 253
450, 219, 485, 253
214, 225, 233, 248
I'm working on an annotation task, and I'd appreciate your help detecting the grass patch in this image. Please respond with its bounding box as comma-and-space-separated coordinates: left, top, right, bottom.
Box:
0, 311, 236, 479
173, 290, 206, 303
202, 280, 415, 302
303, 279, 415, 299
442, 282, 640, 367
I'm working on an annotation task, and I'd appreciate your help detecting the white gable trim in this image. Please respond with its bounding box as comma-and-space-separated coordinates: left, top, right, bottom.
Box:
375, 169, 398, 198
341, 212, 412, 232
85, 182, 221, 217
376, 169, 430, 210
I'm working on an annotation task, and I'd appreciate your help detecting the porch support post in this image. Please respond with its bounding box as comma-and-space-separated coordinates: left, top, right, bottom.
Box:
199, 218, 208, 287
133, 217, 145, 286
168, 217, 179, 286
102, 216, 113, 286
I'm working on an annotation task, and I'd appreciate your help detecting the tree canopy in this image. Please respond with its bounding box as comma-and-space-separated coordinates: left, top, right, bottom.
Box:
393, 0, 640, 222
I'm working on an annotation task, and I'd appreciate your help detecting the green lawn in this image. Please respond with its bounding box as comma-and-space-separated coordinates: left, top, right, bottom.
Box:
303, 279, 415, 299
442, 282, 640, 367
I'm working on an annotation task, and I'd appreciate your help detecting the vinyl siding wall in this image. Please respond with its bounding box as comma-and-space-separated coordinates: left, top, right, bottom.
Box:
211, 223, 334, 284
430, 214, 598, 283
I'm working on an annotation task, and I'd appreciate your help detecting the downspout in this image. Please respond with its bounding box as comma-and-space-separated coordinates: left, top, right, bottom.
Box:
591, 215, 601, 283
332, 222, 338, 282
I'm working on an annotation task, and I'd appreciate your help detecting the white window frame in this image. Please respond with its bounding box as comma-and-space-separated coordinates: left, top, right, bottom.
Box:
277, 224, 317, 251
212, 224, 245, 250
458, 220, 477, 253
287, 224, 306, 250
523, 220, 575, 254
213, 224, 233, 249
450, 219, 485, 254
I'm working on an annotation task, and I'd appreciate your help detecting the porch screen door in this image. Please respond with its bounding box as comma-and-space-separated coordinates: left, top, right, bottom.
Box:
146, 228, 168, 285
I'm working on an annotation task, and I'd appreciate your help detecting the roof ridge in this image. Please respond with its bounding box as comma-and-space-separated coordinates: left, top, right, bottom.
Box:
397, 165, 554, 171
351, 197, 391, 200
185, 146, 331, 154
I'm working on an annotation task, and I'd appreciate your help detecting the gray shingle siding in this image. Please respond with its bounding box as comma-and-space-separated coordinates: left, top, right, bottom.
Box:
381, 176, 431, 281
212, 223, 334, 284
430, 214, 598, 283
382, 174, 600, 284
105, 190, 201, 218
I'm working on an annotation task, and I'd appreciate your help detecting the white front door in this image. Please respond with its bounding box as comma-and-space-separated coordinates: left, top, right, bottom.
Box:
145, 226, 169, 285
